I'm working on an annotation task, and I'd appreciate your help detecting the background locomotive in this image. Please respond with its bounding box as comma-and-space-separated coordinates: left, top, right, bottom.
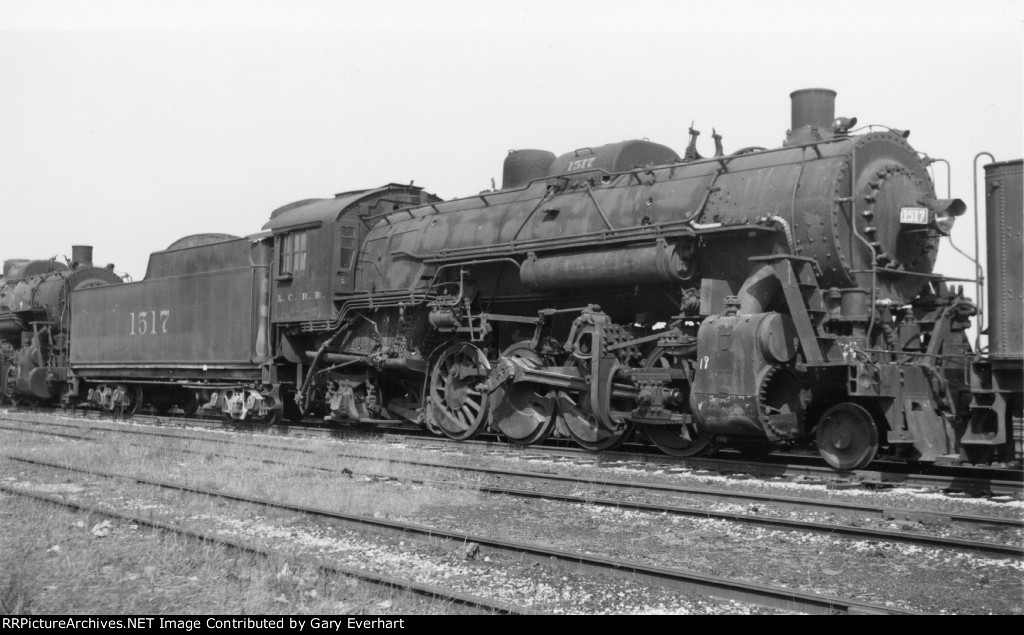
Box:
0, 247, 123, 406
1, 88, 1020, 471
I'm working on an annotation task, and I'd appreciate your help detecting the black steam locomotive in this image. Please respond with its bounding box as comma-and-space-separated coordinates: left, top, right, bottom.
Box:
1, 88, 1020, 471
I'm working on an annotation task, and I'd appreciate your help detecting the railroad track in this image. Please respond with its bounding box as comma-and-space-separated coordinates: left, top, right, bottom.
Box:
0, 482, 534, 615
1, 454, 919, 615
5, 409, 1023, 502
5, 407, 1021, 495
380, 433, 1024, 495
4, 417, 1021, 557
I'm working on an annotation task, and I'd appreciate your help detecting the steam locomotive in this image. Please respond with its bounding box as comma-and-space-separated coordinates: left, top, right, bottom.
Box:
1, 88, 1021, 471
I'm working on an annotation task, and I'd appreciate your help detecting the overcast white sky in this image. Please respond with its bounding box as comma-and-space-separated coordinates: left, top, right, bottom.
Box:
1, 0, 1021, 328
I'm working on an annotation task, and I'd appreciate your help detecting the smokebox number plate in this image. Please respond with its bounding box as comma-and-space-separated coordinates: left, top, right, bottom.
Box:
899, 207, 928, 225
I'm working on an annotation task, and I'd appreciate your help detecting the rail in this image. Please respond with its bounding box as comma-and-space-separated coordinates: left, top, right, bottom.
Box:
0, 482, 533, 615
2, 453, 919, 614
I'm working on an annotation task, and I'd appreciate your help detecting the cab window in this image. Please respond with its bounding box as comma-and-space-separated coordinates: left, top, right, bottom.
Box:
280, 231, 307, 273
339, 224, 356, 270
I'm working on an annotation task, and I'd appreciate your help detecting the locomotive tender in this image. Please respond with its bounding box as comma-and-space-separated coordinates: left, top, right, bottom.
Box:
1, 88, 1020, 471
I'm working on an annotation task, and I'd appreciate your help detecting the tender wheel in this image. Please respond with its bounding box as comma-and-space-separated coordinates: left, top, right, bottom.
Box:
178, 389, 199, 417
639, 349, 711, 458
490, 343, 557, 445
218, 388, 280, 429
120, 385, 143, 417
261, 396, 284, 428
148, 389, 175, 415
427, 342, 490, 441
218, 390, 239, 424
128, 386, 143, 415
816, 402, 879, 470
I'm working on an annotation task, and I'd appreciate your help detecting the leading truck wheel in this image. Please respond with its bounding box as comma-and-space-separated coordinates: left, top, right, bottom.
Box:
427, 342, 490, 441
815, 402, 879, 471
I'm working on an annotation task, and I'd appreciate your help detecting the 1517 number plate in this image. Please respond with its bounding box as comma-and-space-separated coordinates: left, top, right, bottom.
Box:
900, 207, 929, 225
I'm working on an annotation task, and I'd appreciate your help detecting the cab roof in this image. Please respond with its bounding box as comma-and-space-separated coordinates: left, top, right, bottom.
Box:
262, 183, 427, 232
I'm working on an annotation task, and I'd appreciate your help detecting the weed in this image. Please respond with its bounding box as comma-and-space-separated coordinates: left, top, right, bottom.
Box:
0, 567, 35, 615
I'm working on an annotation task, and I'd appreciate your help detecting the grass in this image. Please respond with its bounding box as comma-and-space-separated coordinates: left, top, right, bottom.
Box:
0, 426, 492, 615
5, 417, 1023, 615
3, 430, 481, 518
0, 492, 485, 615
1, 568, 32, 615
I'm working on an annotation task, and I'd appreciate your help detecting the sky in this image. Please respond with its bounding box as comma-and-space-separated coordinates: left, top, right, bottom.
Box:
0, 0, 1021, 340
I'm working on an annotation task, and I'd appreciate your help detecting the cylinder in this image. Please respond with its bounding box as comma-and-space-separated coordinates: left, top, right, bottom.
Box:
519, 242, 695, 290
984, 159, 1023, 359
71, 245, 93, 267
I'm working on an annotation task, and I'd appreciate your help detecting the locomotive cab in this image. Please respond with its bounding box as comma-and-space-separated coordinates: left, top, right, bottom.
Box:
270, 224, 332, 323
263, 184, 441, 326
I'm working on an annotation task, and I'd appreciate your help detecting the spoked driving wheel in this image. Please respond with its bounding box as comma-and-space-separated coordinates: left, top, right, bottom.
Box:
556, 361, 634, 452
428, 342, 490, 441
639, 349, 712, 458
489, 342, 557, 445
557, 394, 633, 451
815, 402, 879, 470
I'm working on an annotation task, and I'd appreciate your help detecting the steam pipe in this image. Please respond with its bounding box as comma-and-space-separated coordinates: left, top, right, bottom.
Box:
297, 320, 353, 413
737, 263, 779, 314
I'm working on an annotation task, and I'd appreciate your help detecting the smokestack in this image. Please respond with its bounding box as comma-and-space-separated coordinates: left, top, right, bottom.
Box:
71, 245, 93, 268
786, 88, 837, 146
